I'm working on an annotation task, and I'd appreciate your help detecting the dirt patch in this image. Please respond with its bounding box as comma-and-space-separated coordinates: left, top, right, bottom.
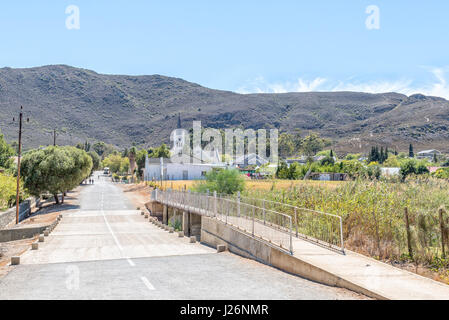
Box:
0, 237, 37, 278
119, 183, 154, 210
17, 188, 80, 229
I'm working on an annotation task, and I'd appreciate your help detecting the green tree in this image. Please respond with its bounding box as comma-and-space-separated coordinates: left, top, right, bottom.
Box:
21, 146, 92, 204
278, 133, 295, 158
409, 144, 414, 158
88, 150, 101, 173
302, 133, 330, 156
92, 142, 106, 156
320, 155, 335, 166
194, 169, 245, 195
433, 153, 438, 164
102, 154, 129, 174
276, 161, 290, 179
92, 141, 117, 158
0, 131, 14, 169
136, 149, 148, 178
287, 162, 301, 180
149, 144, 171, 158
400, 159, 429, 180
128, 146, 137, 176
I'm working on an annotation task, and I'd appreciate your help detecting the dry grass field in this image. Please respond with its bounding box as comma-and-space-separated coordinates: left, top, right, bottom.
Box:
150, 179, 345, 191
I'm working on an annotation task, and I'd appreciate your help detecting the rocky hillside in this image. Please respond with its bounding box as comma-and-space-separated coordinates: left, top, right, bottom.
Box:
0, 65, 448, 154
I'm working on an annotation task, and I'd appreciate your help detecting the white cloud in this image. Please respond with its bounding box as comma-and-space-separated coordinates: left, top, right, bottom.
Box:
237, 68, 449, 99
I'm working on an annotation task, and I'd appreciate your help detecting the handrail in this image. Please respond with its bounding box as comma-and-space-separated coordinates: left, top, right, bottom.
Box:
153, 188, 294, 254
222, 193, 345, 253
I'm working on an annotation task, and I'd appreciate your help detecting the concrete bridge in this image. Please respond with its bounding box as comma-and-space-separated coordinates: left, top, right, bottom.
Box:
150, 188, 449, 300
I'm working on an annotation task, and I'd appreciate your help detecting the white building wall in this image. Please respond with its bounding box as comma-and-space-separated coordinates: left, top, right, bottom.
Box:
144, 162, 226, 181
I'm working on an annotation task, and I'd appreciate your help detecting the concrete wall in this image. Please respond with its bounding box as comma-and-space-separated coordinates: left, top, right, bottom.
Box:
0, 225, 47, 243
0, 197, 40, 229
145, 201, 163, 220
200, 216, 385, 300
145, 162, 224, 181
189, 212, 202, 240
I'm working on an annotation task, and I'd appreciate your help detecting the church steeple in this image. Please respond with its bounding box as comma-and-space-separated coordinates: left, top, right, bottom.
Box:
177, 113, 182, 129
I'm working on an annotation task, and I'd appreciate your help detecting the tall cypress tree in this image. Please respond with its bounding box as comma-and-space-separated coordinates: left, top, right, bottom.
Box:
409, 144, 414, 158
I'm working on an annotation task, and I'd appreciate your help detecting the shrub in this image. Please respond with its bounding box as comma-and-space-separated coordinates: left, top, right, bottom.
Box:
193, 169, 245, 195
400, 159, 429, 180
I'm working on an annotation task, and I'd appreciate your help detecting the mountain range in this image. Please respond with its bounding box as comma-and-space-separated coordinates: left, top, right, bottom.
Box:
0, 65, 448, 155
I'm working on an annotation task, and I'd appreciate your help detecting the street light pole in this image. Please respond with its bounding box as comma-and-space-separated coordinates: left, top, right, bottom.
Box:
13, 106, 29, 225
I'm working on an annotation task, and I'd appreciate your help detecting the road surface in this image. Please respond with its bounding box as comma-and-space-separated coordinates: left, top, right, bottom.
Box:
0, 174, 364, 300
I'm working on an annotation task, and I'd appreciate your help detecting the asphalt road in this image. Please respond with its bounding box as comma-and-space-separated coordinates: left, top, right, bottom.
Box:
0, 173, 364, 300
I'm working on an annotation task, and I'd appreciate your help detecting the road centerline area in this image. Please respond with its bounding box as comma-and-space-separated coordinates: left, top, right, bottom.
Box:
0, 173, 365, 300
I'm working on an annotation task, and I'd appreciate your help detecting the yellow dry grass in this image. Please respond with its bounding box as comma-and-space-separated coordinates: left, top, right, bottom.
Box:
152, 179, 345, 191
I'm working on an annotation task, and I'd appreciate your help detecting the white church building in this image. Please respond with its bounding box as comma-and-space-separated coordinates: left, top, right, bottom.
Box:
143, 114, 227, 181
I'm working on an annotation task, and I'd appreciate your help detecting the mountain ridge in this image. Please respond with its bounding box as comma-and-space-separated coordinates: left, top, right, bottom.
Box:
0, 65, 448, 154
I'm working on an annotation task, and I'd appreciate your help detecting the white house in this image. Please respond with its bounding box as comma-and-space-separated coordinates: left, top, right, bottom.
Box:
381, 167, 401, 177
143, 156, 227, 181
417, 150, 441, 160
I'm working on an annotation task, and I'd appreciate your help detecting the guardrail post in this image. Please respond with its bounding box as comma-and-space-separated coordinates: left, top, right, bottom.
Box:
206, 190, 210, 214
226, 200, 228, 224
290, 217, 293, 255
294, 207, 298, 238
339, 216, 345, 253
262, 199, 266, 225
252, 206, 255, 237
213, 191, 217, 217
155, 188, 158, 201
237, 191, 241, 217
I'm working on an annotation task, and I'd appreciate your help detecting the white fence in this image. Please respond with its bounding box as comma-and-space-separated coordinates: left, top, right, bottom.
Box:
153, 189, 294, 254
222, 194, 344, 253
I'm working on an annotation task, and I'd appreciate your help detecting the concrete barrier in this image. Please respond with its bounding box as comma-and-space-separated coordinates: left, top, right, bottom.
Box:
11, 256, 20, 265
44, 230, 49, 237
169, 227, 174, 233
0, 197, 40, 229
200, 216, 387, 300
0, 225, 49, 243
32, 242, 39, 250
190, 236, 197, 243
178, 231, 184, 238
217, 244, 227, 253
39, 235, 45, 242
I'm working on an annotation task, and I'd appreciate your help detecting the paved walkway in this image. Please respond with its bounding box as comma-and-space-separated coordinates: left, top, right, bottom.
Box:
292, 237, 449, 300
0, 174, 363, 300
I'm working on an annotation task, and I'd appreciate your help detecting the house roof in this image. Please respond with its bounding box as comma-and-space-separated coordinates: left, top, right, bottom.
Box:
417, 149, 441, 154
234, 153, 269, 165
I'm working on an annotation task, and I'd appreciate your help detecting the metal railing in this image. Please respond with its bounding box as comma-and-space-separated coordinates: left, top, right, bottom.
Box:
153, 189, 293, 254
223, 194, 344, 253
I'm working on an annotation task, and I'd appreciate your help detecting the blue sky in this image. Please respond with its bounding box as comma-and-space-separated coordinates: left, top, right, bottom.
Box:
1, 1, 449, 97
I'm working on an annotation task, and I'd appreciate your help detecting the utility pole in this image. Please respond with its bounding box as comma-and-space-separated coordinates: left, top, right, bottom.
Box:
53, 129, 57, 146
13, 106, 29, 224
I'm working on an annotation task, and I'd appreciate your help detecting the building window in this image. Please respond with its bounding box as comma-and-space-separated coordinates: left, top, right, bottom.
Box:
201, 171, 207, 176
